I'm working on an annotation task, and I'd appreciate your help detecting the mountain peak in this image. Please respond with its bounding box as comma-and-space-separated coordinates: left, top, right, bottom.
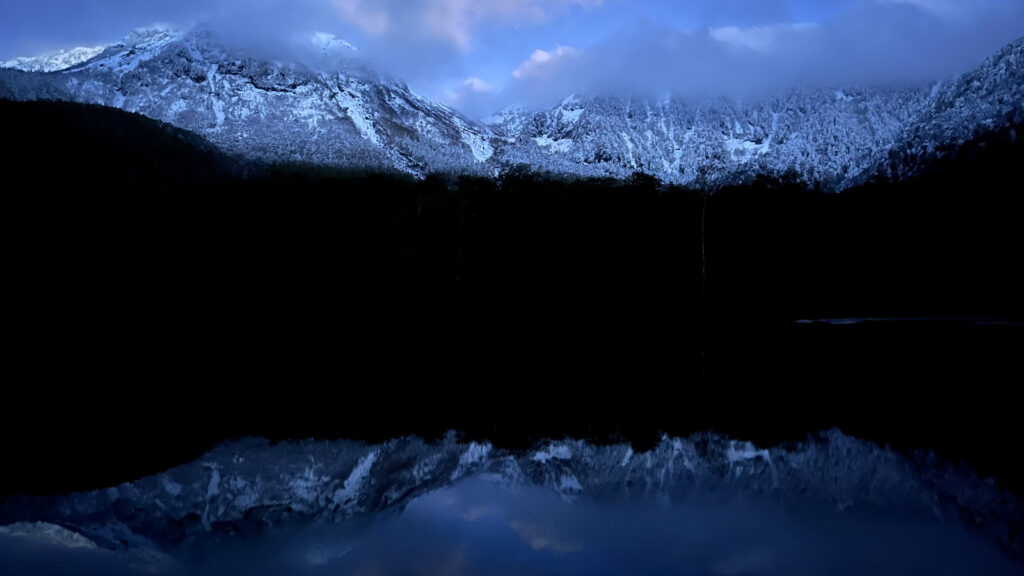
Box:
119, 24, 182, 50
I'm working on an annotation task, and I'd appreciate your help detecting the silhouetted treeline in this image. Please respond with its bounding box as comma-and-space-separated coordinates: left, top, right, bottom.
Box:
2, 100, 1021, 495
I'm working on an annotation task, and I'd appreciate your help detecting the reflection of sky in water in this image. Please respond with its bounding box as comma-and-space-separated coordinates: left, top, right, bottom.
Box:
2, 477, 1020, 576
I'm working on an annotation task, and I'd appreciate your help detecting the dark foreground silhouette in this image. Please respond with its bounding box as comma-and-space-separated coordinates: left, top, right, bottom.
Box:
2, 100, 1021, 496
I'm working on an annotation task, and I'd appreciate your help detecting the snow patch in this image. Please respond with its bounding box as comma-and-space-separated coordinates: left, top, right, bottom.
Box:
206, 468, 221, 498
723, 136, 770, 162
200, 466, 221, 531
459, 125, 494, 162
335, 81, 382, 146
560, 107, 584, 125
332, 450, 378, 508
621, 131, 638, 169
621, 447, 634, 467
559, 475, 582, 492
534, 134, 573, 153
452, 443, 493, 480
162, 476, 183, 496
533, 444, 572, 463
726, 441, 771, 464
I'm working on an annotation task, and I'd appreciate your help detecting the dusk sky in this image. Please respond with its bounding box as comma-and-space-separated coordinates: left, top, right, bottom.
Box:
2, 0, 1023, 116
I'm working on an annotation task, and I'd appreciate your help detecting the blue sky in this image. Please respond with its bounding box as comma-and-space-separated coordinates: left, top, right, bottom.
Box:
2, 0, 1023, 116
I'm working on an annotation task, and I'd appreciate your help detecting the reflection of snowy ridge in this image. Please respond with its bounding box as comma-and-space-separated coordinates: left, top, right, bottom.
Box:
0, 522, 97, 549
0, 431, 1020, 563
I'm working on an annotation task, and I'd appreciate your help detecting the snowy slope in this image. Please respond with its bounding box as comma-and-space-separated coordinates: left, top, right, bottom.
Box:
866, 37, 1024, 183
489, 88, 925, 188
491, 38, 1023, 189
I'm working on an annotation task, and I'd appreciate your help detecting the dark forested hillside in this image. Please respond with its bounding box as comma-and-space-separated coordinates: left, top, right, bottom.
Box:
2, 100, 1021, 496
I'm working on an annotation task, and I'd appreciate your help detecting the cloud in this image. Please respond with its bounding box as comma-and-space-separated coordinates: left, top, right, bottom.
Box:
493, 0, 1024, 111
512, 45, 583, 79
442, 77, 501, 118
332, 0, 391, 35
709, 25, 782, 51
462, 77, 496, 93
331, 0, 602, 50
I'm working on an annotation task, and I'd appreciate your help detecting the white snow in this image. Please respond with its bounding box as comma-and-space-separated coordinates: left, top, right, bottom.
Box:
211, 95, 226, 128
560, 107, 584, 125
457, 122, 494, 162
452, 442, 493, 480
559, 475, 582, 492
162, 476, 183, 496
167, 98, 188, 118
533, 444, 572, 463
621, 447, 634, 467
2, 45, 105, 73
201, 466, 222, 531
291, 85, 330, 131
332, 450, 378, 507
534, 134, 573, 153
724, 135, 771, 161
335, 82, 382, 146
206, 468, 221, 497
621, 131, 638, 169
726, 441, 771, 464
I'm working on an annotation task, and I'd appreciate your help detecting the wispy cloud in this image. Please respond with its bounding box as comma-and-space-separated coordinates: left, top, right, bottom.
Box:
513, 45, 582, 79
478, 0, 1024, 112
331, 0, 601, 50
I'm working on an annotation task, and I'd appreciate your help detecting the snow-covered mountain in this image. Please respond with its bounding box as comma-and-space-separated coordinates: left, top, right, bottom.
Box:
869, 38, 1024, 183
0, 26, 494, 176
1, 26, 1021, 188
491, 88, 925, 189
2, 45, 107, 73
0, 431, 1020, 569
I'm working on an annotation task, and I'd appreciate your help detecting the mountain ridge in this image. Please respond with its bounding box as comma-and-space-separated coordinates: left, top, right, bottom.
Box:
1, 27, 1021, 187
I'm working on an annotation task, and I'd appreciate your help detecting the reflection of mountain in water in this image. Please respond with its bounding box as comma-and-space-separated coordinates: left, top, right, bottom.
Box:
1, 430, 1022, 574
5, 472, 1023, 575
